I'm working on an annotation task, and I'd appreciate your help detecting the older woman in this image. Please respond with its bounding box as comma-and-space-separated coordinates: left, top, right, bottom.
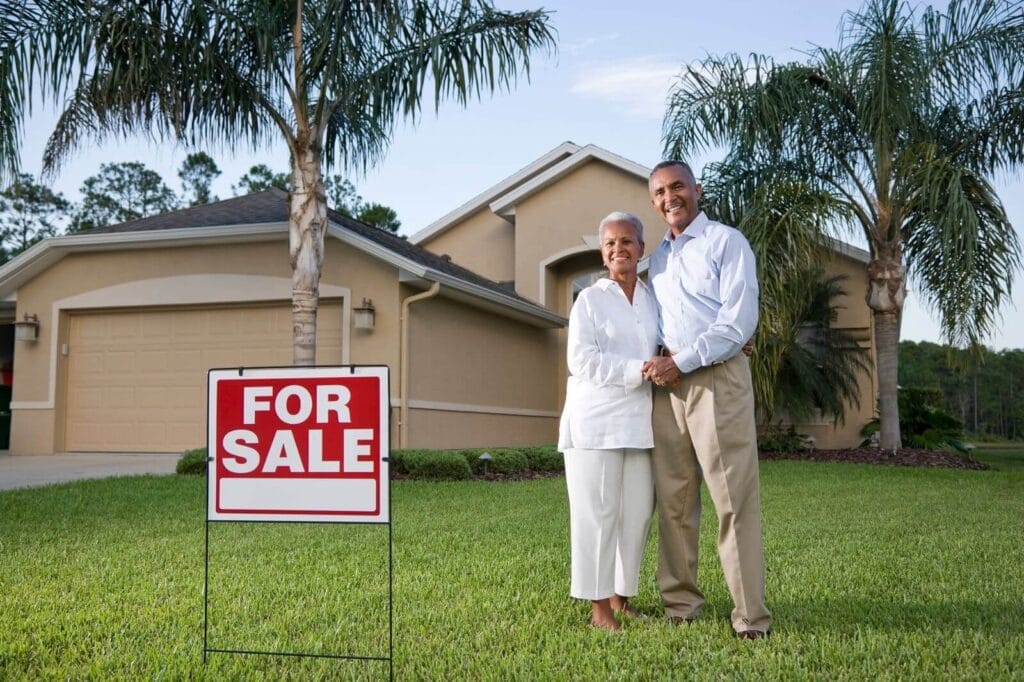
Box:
558, 211, 658, 631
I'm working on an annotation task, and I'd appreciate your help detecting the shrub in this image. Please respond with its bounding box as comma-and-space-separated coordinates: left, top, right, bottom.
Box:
484, 448, 529, 475
399, 450, 471, 481
176, 447, 208, 476
860, 387, 968, 452
456, 448, 531, 475
520, 445, 564, 472
758, 424, 808, 453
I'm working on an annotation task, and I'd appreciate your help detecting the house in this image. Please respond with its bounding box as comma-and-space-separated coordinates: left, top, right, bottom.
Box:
0, 142, 876, 456
0, 189, 564, 455
411, 142, 878, 449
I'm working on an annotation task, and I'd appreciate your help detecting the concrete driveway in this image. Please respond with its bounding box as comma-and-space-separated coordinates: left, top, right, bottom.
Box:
0, 452, 180, 491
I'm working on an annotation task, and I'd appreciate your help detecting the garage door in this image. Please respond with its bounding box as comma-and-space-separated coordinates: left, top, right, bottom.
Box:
65, 302, 344, 452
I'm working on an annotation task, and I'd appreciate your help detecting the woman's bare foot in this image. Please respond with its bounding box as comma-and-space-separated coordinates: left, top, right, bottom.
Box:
609, 595, 646, 619
589, 599, 621, 631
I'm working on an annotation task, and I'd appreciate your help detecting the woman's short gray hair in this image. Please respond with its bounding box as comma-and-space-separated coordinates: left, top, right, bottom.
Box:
598, 211, 644, 242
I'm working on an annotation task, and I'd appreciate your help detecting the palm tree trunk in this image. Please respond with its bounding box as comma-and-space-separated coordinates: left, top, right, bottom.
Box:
873, 310, 902, 452
867, 251, 905, 452
289, 144, 327, 366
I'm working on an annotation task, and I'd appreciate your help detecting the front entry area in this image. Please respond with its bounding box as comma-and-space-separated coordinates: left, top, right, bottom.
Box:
63, 302, 344, 452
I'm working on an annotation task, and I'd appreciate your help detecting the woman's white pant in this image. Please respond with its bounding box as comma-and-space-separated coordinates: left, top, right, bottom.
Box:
564, 447, 654, 600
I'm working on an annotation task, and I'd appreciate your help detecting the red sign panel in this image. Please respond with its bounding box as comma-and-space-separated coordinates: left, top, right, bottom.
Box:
207, 366, 390, 522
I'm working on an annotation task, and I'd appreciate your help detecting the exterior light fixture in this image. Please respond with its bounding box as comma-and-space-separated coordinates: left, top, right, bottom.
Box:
478, 451, 492, 476
353, 298, 376, 331
14, 313, 40, 342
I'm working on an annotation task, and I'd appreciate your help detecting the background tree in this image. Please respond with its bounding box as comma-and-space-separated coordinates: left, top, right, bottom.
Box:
325, 175, 402, 233
0, 173, 69, 262
661, 0, 1024, 451
323, 175, 361, 214
232, 164, 291, 195
357, 202, 401, 234
178, 152, 221, 206
3, 0, 555, 365
71, 161, 178, 231
899, 340, 1024, 440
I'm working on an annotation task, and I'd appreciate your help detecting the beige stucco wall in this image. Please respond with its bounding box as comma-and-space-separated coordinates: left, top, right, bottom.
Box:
512, 161, 663, 304
418, 208, 515, 283
404, 410, 556, 450
9, 235, 404, 455
404, 293, 559, 448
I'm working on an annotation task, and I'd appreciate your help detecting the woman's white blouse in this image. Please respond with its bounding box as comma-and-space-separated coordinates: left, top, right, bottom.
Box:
558, 277, 660, 451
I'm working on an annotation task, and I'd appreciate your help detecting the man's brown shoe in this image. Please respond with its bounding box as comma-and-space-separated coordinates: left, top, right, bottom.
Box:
668, 616, 698, 625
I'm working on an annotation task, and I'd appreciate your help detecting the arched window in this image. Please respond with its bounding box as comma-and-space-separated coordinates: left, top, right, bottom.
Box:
571, 269, 605, 303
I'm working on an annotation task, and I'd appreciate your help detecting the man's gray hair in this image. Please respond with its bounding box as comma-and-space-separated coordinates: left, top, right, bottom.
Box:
598, 211, 644, 242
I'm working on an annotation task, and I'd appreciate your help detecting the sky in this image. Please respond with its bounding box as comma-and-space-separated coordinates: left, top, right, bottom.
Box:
14, 0, 1024, 350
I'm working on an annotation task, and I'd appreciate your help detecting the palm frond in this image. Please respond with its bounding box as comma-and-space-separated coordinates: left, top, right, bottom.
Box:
903, 154, 1021, 347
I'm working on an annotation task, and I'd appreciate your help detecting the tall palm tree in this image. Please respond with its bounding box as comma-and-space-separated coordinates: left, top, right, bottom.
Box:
0, 0, 555, 365
662, 0, 1024, 450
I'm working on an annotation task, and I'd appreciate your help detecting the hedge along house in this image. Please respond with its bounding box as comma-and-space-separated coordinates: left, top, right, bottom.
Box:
0, 188, 564, 456
412, 142, 879, 449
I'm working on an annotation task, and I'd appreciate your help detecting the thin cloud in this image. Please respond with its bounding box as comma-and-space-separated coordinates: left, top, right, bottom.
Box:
570, 57, 682, 119
563, 32, 621, 55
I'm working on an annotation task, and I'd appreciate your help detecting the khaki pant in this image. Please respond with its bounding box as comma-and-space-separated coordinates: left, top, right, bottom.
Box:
651, 353, 772, 632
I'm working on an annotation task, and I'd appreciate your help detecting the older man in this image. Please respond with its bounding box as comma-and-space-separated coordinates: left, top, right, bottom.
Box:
641, 160, 771, 639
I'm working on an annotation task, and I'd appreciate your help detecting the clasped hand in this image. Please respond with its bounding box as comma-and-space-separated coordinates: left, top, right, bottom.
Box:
642, 356, 681, 387
643, 341, 754, 386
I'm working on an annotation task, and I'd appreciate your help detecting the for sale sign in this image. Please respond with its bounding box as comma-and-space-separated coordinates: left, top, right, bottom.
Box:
207, 366, 390, 523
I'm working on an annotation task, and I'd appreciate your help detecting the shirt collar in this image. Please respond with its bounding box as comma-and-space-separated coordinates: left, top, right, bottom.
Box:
660, 210, 710, 245
594, 277, 648, 293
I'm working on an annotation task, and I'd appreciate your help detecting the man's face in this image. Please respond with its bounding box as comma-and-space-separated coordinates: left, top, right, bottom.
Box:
648, 164, 703, 234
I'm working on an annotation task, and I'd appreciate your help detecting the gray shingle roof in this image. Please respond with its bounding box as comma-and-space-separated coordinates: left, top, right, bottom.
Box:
88, 187, 536, 306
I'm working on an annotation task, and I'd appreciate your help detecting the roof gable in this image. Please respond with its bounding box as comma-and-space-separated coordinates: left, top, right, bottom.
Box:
409, 141, 581, 244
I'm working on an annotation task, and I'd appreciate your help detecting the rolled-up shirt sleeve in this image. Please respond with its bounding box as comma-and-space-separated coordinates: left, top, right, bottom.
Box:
567, 294, 645, 390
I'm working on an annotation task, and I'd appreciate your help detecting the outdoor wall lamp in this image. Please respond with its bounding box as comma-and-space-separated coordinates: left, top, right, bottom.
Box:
14, 313, 40, 342
353, 298, 376, 331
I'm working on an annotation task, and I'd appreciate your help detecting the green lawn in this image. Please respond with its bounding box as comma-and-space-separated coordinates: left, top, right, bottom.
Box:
1, 456, 1022, 680
971, 446, 1024, 472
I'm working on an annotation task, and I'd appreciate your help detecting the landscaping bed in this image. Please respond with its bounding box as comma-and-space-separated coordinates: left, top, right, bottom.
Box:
759, 446, 991, 470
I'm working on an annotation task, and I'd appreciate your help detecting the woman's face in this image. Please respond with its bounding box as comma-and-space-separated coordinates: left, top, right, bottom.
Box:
600, 220, 644, 280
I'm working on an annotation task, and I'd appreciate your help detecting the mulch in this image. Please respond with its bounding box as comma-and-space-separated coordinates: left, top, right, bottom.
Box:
758, 447, 991, 470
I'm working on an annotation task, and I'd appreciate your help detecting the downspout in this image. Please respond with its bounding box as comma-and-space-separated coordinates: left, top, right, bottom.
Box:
399, 281, 441, 448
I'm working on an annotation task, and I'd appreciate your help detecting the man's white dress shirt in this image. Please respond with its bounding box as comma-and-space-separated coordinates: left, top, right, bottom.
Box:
558, 277, 660, 451
647, 212, 759, 374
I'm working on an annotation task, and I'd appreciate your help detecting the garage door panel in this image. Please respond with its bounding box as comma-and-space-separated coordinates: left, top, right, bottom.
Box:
140, 314, 173, 337
108, 315, 139, 337
170, 348, 203, 371
65, 303, 344, 452
138, 349, 169, 366
105, 350, 136, 373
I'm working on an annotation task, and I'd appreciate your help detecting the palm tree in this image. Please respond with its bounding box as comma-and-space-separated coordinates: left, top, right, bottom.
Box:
661, 0, 1024, 450
0, 0, 555, 365
768, 272, 872, 426
702, 173, 871, 428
